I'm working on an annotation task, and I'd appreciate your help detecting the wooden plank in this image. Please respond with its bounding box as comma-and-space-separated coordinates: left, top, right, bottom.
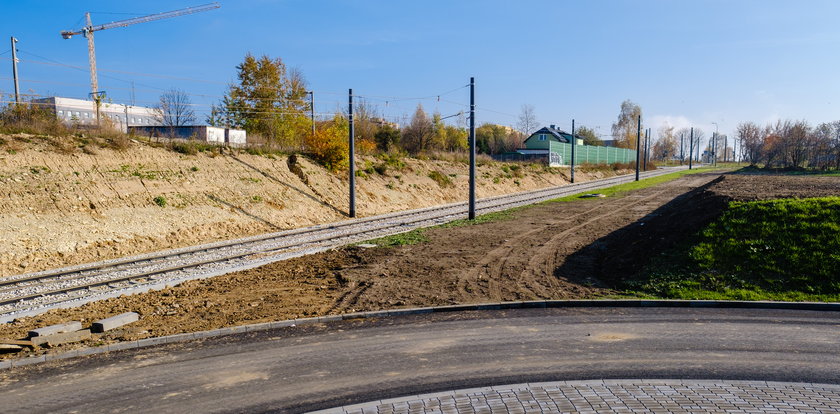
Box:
0, 339, 34, 347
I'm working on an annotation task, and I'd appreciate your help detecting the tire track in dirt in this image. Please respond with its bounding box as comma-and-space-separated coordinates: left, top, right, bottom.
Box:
466, 188, 672, 301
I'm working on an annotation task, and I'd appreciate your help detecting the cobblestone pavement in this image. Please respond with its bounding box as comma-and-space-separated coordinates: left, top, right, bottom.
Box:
311, 380, 840, 414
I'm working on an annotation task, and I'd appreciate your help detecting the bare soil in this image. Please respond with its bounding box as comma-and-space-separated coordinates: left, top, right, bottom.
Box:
1, 172, 837, 359
0, 134, 627, 277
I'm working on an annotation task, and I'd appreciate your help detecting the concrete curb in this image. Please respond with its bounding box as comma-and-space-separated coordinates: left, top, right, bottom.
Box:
3, 299, 839, 370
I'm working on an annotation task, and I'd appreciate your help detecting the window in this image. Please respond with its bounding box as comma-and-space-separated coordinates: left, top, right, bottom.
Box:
58, 110, 64, 116
538, 134, 547, 141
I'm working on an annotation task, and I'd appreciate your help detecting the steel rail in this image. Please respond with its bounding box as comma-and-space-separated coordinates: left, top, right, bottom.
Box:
0, 168, 684, 314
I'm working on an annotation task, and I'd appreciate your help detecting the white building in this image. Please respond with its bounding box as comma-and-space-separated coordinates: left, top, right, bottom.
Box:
32, 96, 159, 132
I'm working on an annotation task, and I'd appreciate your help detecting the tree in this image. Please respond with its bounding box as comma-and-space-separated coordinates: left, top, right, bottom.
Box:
652, 125, 677, 160
154, 88, 196, 127
402, 104, 435, 154
737, 122, 763, 165
516, 104, 539, 136
374, 124, 401, 152
218, 53, 309, 148
610, 100, 642, 149
476, 123, 520, 154
576, 125, 603, 146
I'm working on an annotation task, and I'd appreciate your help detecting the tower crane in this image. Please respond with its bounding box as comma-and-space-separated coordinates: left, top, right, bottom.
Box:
60, 2, 220, 123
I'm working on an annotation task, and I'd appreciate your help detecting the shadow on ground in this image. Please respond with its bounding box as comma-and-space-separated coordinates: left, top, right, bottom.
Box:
555, 175, 732, 288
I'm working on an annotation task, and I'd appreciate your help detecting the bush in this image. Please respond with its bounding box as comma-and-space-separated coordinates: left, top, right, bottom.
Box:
153, 196, 167, 207
304, 125, 348, 171
428, 170, 454, 188
0, 103, 69, 136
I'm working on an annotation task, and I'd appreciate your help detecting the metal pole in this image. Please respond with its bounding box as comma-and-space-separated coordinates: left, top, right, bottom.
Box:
570, 119, 575, 183
643, 128, 649, 171
468, 77, 476, 220
309, 91, 315, 138
635, 115, 641, 181
680, 133, 684, 165
124, 105, 130, 133
10, 37, 20, 104
689, 127, 694, 170
724, 134, 728, 163
348, 88, 355, 218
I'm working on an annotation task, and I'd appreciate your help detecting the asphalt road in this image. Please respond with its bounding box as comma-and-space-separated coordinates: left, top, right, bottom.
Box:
2, 307, 840, 413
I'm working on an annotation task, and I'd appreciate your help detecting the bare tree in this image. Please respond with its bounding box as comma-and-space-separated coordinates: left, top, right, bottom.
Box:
402, 104, 435, 154
154, 88, 196, 127
516, 104, 539, 136
610, 100, 642, 149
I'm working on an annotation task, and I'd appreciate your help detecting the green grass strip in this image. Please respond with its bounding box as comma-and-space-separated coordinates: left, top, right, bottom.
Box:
362, 167, 726, 247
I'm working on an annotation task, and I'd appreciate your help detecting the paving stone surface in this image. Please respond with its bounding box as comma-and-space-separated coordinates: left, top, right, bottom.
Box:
310, 380, 840, 414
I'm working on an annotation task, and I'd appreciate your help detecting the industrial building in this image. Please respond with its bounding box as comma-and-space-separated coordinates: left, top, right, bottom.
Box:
32, 96, 158, 132
128, 125, 247, 146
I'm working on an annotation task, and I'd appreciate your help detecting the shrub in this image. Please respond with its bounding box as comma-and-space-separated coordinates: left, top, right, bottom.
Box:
428, 170, 454, 188
304, 125, 348, 171
153, 196, 167, 207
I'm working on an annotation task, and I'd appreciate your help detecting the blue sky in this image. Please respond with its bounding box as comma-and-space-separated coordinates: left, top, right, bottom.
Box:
3, 0, 839, 140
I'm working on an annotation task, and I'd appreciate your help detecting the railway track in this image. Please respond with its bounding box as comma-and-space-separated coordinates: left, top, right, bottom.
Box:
0, 167, 686, 321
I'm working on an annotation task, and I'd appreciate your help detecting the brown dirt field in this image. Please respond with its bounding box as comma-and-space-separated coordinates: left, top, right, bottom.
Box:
0, 134, 629, 277
1, 172, 838, 359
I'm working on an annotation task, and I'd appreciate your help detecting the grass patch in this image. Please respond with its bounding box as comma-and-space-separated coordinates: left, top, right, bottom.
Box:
547, 167, 722, 203
626, 196, 840, 301
153, 196, 167, 207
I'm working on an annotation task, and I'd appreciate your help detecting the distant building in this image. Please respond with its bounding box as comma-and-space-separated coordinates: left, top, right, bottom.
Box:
128, 125, 247, 146
31, 96, 158, 132
509, 124, 635, 166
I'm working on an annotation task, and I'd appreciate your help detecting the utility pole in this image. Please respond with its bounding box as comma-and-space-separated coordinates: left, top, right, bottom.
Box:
124, 105, 130, 133
689, 127, 694, 170
468, 77, 476, 220
10, 37, 20, 104
348, 89, 356, 218
570, 119, 576, 183
643, 128, 649, 171
635, 115, 641, 181
309, 91, 315, 138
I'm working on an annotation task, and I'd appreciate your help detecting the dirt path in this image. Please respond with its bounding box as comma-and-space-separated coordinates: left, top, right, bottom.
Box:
2, 172, 838, 360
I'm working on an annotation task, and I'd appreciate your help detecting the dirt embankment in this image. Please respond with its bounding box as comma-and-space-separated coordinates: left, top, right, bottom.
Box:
0, 134, 628, 277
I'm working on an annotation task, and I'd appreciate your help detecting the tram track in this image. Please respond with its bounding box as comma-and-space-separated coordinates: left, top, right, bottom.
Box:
0, 168, 684, 320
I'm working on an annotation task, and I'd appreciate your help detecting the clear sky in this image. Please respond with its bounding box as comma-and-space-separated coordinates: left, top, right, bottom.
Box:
2, 0, 839, 140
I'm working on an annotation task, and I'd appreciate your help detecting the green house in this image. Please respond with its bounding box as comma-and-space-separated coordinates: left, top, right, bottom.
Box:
517, 125, 636, 166
523, 125, 582, 150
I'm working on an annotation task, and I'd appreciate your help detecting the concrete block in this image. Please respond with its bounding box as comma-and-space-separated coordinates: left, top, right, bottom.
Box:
91, 312, 139, 333
30, 329, 91, 347
12, 355, 46, 367
0, 344, 23, 352
28, 321, 82, 338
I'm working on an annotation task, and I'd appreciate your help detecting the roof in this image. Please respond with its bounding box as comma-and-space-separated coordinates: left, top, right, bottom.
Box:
524, 125, 576, 144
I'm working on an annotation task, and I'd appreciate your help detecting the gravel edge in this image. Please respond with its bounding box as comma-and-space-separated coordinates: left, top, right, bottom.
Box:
3, 299, 839, 370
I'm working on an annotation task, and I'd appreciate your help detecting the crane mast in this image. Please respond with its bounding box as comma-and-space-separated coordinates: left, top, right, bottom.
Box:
60, 3, 220, 124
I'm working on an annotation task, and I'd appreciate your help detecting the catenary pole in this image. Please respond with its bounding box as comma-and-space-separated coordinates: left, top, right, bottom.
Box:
680, 133, 684, 165
635, 115, 641, 181
570, 119, 576, 183
348, 89, 355, 218
643, 128, 649, 171
468, 77, 476, 220
11, 37, 20, 104
309, 91, 315, 138
689, 127, 694, 170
